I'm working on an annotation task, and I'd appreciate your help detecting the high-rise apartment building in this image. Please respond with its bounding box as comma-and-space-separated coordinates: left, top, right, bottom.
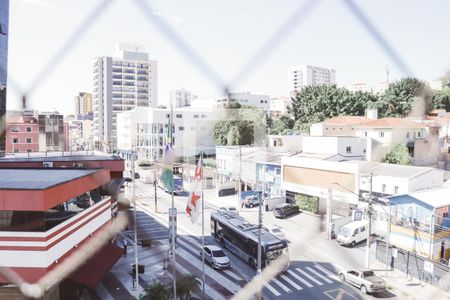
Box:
288, 65, 336, 94
170, 88, 193, 107
93, 43, 158, 151
0, 0, 9, 157
74, 92, 93, 117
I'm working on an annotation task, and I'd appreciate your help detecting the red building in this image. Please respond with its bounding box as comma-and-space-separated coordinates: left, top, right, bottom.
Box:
0, 168, 123, 298
5, 116, 39, 153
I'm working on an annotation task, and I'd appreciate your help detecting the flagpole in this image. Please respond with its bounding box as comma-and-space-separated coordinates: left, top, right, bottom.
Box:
170, 104, 177, 300
201, 152, 205, 299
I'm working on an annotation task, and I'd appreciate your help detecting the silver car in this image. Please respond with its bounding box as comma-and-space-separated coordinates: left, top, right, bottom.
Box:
218, 206, 239, 216
200, 245, 231, 269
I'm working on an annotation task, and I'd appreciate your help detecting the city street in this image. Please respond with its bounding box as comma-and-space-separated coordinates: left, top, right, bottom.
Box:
125, 180, 371, 300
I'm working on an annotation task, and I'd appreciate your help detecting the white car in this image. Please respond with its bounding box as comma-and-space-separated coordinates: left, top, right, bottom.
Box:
264, 226, 285, 240
218, 206, 239, 216
200, 245, 231, 269
339, 269, 386, 294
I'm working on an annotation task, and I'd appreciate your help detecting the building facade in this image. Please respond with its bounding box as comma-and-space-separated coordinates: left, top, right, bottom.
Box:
5, 115, 39, 153
0, 0, 9, 157
269, 96, 291, 116
288, 65, 336, 94
74, 92, 93, 117
38, 112, 69, 152
191, 92, 270, 111
117, 107, 219, 161
170, 88, 193, 108
93, 43, 158, 151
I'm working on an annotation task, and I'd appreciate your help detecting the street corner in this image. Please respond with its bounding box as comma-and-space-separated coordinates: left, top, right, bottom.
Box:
324, 288, 361, 300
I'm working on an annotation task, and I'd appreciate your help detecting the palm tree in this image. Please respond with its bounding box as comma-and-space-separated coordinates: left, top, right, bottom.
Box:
140, 281, 170, 300
176, 273, 201, 300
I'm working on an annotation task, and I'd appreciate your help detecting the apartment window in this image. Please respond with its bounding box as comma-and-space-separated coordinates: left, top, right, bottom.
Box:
10, 127, 19, 132
179, 126, 184, 131
201, 115, 207, 119
26, 138, 32, 144
379, 132, 384, 138
417, 131, 421, 138
166, 114, 170, 118
394, 186, 399, 194
12, 138, 18, 144
193, 114, 199, 119
176, 114, 182, 118
260, 100, 263, 103
346, 146, 351, 153
26, 127, 32, 132
382, 184, 386, 193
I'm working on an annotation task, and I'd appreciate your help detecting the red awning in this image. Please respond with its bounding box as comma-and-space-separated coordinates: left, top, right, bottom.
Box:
70, 244, 122, 288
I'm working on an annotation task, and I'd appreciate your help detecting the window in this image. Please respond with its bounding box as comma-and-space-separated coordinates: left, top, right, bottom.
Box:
394, 186, 399, 194
26, 138, 32, 144
26, 127, 32, 132
379, 132, 384, 138
27, 149, 32, 153
166, 114, 170, 118
275, 168, 281, 175
201, 115, 207, 119
193, 114, 199, 119
12, 138, 18, 144
176, 114, 182, 118
382, 184, 386, 193
406, 132, 410, 138
417, 131, 421, 138
179, 126, 184, 131
14, 149, 19, 153
346, 146, 351, 153
364, 132, 367, 137
360, 226, 365, 232
10, 127, 19, 132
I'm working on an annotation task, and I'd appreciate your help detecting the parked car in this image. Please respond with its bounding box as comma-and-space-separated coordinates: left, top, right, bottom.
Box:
199, 245, 230, 269
218, 206, 239, 216
339, 269, 386, 294
273, 203, 300, 218
336, 220, 368, 247
243, 194, 261, 208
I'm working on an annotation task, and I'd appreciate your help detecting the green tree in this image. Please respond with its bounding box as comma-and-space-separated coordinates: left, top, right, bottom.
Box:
382, 144, 412, 165
287, 85, 378, 131
269, 114, 295, 134
431, 87, 450, 111
176, 273, 200, 300
377, 77, 431, 117
140, 281, 170, 300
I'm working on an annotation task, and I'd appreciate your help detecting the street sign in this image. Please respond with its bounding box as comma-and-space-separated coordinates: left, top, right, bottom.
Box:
168, 208, 177, 246
424, 261, 434, 274
353, 209, 363, 221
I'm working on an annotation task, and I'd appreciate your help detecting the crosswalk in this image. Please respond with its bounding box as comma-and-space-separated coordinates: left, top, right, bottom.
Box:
263, 263, 340, 297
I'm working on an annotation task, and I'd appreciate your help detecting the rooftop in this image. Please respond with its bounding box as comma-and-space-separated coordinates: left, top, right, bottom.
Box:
348, 160, 437, 179
0, 168, 104, 190
0, 152, 122, 162
392, 187, 450, 209
357, 117, 426, 129
322, 116, 369, 125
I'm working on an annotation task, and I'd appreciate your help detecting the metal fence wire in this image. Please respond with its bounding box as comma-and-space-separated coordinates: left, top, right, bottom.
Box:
0, 0, 447, 299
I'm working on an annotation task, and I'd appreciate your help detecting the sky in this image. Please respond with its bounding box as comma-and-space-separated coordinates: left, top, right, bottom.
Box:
6, 0, 450, 115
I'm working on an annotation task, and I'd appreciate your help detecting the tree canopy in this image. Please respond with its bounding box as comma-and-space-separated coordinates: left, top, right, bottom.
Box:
431, 87, 450, 111
382, 144, 412, 165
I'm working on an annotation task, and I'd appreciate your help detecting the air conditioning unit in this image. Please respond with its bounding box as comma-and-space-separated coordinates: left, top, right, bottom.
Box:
73, 163, 84, 168
43, 162, 53, 168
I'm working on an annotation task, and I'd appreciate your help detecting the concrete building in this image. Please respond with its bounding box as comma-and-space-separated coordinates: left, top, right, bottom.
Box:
116, 107, 219, 161
301, 136, 367, 161
270, 96, 291, 116
170, 88, 194, 108
5, 115, 39, 153
38, 112, 69, 152
310, 116, 371, 137
288, 65, 336, 94
74, 92, 93, 118
93, 43, 158, 151
0, 0, 9, 157
268, 135, 303, 152
191, 92, 270, 110
348, 82, 371, 93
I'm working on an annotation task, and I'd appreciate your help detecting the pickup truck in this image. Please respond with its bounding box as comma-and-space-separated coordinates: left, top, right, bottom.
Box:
339, 269, 386, 294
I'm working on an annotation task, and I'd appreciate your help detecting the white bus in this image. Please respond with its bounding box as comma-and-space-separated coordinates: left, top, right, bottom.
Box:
210, 212, 289, 270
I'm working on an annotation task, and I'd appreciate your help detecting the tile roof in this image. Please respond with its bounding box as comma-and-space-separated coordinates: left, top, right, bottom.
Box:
0, 168, 104, 190
395, 187, 450, 208
348, 160, 436, 178
322, 116, 369, 125
356, 117, 426, 129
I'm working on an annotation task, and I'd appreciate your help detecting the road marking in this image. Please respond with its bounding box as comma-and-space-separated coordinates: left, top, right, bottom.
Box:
223, 269, 244, 281
271, 278, 292, 293
307, 267, 334, 284
280, 274, 303, 290
287, 269, 313, 288
263, 280, 281, 296
296, 268, 323, 286
314, 264, 340, 281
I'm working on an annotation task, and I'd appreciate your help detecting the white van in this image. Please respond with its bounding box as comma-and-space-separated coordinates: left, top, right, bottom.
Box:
337, 220, 368, 247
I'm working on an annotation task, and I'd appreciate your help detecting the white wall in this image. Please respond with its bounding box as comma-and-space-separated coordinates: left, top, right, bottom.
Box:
302, 136, 366, 158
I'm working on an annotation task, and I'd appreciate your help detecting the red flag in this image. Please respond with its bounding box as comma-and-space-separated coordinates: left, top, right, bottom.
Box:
186, 156, 202, 223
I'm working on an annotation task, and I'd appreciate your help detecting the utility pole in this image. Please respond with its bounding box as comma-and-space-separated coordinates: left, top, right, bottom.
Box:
153, 166, 157, 213
327, 188, 332, 240
365, 173, 374, 269
256, 160, 265, 300
131, 146, 140, 295
237, 146, 242, 212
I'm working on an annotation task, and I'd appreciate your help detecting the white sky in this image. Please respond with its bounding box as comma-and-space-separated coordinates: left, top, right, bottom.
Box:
6, 0, 450, 114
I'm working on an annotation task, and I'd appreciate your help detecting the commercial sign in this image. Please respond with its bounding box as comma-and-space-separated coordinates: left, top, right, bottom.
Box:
168, 208, 177, 246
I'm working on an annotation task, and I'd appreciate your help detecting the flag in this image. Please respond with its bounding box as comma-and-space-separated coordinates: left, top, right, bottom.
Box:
186, 156, 202, 223
161, 117, 174, 192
